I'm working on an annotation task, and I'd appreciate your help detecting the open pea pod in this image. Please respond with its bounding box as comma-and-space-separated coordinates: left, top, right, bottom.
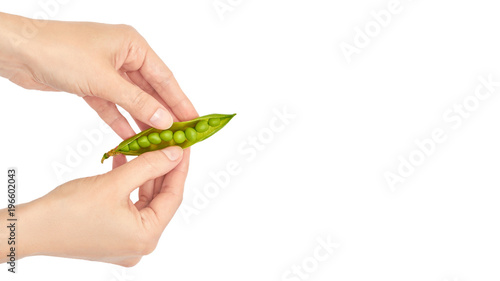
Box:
101, 113, 236, 163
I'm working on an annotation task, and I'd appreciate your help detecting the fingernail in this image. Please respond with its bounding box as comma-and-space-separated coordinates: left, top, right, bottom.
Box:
162, 146, 183, 161
150, 108, 173, 129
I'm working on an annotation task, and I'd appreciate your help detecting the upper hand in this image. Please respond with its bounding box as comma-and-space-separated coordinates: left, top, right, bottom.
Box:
1, 13, 197, 138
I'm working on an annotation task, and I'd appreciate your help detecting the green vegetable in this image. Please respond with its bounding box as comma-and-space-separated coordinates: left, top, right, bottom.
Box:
208, 118, 220, 126
129, 140, 140, 151
101, 113, 236, 163
147, 132, 162, 144
173, 131, 186, 144
138, 136, 151, 148
185, 127, 197, 142
195, 120, 209, 132
160, 130, 173, 142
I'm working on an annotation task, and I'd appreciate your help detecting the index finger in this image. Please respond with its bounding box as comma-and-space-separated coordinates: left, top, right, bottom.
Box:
140, 49, 198, 121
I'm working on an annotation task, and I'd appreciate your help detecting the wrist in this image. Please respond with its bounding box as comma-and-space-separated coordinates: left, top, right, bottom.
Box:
0, 200, 50, 263
17, 200, 50, 258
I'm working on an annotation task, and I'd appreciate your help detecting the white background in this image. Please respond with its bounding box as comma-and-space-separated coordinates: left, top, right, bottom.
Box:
1, 0, 500, 280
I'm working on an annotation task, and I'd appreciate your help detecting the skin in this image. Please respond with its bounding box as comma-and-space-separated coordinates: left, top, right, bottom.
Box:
0, 12, 196, 139
0, 146, 186, 267
0, 13, 198, 266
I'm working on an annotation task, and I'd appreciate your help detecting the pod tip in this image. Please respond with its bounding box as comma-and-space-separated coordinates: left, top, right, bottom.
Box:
101, 153, 109, 164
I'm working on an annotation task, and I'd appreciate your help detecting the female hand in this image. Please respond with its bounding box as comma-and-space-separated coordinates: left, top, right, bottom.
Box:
0, 145, 189, 266
0, 12, 196, 139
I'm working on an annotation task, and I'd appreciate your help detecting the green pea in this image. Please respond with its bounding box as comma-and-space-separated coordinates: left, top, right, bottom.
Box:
208, 118, 220, 126
174, 131, 186, 143
129, 140, 140, 151
148, 132, 162, 144
195, 120, 209, 132
138, 136, 151, 148
185, 127, 197, 142
160, 130, 173, 142
120, 144, 130, 152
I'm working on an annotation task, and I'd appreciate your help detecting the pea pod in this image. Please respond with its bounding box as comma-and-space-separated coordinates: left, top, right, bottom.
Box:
101, 113, 236, 163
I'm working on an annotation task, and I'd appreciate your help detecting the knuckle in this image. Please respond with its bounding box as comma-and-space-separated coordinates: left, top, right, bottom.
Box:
92, 99, 114, 115
127, 44, 146, 63
147, 65, 174, 89
163, 187, 184, 207
129, 90, 149, 112
161, 68, 174, 82
117, 24, 147, 44
170, 190, 184, 206
140, 152, 165, 179
117, 24, 137, 34
138, 194, 150, 204
159, 69, 174, 88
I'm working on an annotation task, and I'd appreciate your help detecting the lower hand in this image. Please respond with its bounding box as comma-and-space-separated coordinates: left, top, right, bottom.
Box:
0, 146, 188, 266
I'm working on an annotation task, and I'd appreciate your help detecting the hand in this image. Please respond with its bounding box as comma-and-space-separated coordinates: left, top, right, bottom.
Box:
0, 145, 189, 266
0, 12, 196, 139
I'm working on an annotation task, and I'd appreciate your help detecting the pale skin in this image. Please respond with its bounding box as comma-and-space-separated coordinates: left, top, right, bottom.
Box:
0, 12, 198, 266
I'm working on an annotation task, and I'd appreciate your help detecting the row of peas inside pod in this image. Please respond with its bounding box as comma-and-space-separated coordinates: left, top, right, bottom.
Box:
101, 114, 236, 163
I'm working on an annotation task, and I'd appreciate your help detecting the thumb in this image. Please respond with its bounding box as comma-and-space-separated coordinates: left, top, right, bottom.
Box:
103, 73, 173, 129
104, 146, 184, 194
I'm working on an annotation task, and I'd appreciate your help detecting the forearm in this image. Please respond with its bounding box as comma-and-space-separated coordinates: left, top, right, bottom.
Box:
0, 12, 32, 80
